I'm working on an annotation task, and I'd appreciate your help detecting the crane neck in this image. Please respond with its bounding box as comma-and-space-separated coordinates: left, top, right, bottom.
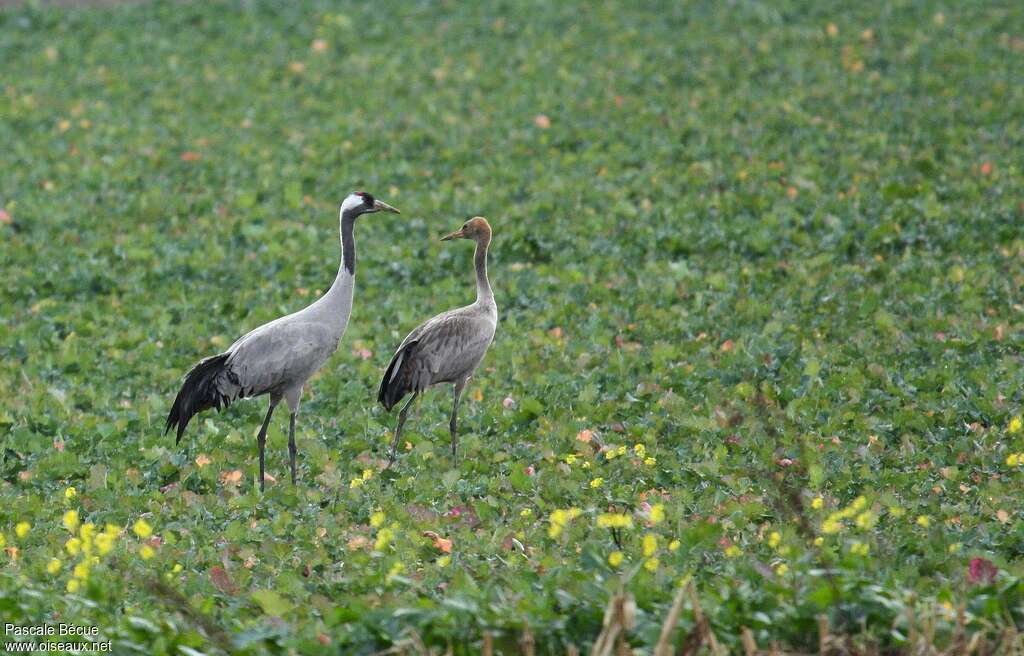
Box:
474, 238, 493, 305
322, 213, 356, 308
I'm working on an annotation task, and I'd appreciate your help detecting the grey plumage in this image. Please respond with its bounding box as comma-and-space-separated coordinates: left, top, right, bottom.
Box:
166, 192, 400, 491
378, 217, 498, 463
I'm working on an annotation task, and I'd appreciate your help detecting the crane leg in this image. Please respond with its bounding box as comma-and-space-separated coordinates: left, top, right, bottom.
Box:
288, 412, 297, 485
386, 391, 418, 468
450, 382, 465, 460
256, 401, 278, 493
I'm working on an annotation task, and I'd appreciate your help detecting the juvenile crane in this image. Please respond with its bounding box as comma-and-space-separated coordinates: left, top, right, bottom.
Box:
378, 217, 497, 464
165, 192, 400, 491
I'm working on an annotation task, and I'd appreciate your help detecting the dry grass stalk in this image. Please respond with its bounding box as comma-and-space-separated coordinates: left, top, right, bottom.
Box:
591, 591, 636, 656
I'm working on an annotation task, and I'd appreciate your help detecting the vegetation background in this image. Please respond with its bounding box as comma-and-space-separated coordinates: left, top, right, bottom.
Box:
1, 0, 1023, 653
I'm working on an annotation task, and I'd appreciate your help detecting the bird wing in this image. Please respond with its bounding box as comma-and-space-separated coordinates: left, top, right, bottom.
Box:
225, 321, 339, 398
399, 310, 496, 386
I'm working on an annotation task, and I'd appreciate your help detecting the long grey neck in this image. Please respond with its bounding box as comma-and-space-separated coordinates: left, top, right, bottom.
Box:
474, 239, 493, 305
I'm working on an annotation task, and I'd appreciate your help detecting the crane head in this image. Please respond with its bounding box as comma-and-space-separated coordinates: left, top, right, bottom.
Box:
340, 192, 401, 219
440, 217, 491, 244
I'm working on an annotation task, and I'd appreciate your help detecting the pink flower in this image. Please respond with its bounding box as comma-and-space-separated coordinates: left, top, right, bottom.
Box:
525, 465, 535, 477
968, 558, 998, 585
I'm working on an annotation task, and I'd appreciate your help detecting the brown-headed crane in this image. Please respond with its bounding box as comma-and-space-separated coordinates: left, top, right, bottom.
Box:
378, 217, 498, 464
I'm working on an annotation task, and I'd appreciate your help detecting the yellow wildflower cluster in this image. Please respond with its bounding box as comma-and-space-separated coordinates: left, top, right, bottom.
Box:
821, 495, 869, 534
1009, 416, 1023, 434
596, 513, 633, 529
644, 457, 657, 466
1006, 453, 1024, 467
349, 468, 375, 489
370, 511, 386, 528
590, 477, 604, 489
642, 534, 658, 557
59, 518, 124, 593
633, 444, 646, 458
548, 508, 582, 538
375, 527, 395, 551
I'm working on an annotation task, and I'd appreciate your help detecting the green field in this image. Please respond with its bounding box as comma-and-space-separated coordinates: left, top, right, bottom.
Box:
2, 0, 1024, 653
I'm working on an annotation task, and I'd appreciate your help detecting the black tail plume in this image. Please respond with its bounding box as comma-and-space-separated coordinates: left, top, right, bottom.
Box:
377, 341, 417, 411
165, 353, 232, 444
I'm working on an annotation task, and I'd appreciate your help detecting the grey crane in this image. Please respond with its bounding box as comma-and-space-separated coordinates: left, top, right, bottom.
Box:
165, 191, 400, 491
378, 217, 497, 464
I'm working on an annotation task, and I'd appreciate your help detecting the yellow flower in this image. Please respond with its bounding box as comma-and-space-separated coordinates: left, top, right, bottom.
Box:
65, 537, 82, 555
349, 477, 364, 488
79, 522, 96, 541
1008, 454, 1020, 467
520, 508, 532, 517
95, 533, 115, 556
104, 524, 120, 537
374, 527, 394, 551
850, 496, 867, 512
133, 519, 153, 538
724, 545, 742, 558
0, 533, 5, 548
66, 579, 80, 593
821, 518, 842, 534
775, 563, 789, 576
608, 551, 624, 567
916, 515, 931, 528
386, 562, 405, 580
589, 477, 604, 489
1009, 416, 1023, 434
65, 486, 77, 500
369, 511, 386, 528
548, 508, 581, 537
564, 454, 577, 465
767, 531, 781, 548
814, 537, 824, 546
73, 562, 90, 580
582, 461, 591, 469
172, 563, 183, 573
642, 534, 658, 557
361, 469, 373, 481
64, 511, 83, 535
633, 444, 646, 458
811, 496, 824, 510
855, 511, 876, 530
139, 545, 156, 560
649, 504, 665, 525
617, 445, 627, 456
948, 543, 962, 554
668, 539, 681, 551
596, 513, 633, 529
889, 505, 906, 518
437, 555, 451, 568
644, 457, 657, 466
605, 449, 617, 460
644, 557, 659, 572
47, 558, 62, 575
15, 522, 30, 539
850, 541, 870, 556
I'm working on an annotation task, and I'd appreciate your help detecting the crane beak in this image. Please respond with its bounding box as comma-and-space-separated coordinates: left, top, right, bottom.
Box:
373, 200, 401, 214
440, 228, 465, 241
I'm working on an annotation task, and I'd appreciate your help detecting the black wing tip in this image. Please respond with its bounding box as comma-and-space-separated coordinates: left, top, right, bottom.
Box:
378, 342, 416, 412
